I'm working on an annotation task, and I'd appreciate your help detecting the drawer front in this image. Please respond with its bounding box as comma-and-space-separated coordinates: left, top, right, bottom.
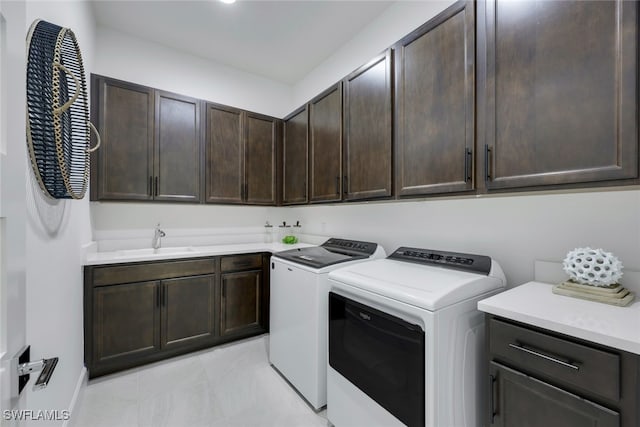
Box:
489, 362, 620, 427
221, 254, 263, 272
489, 318, 620, 402
93, 258, 216, 286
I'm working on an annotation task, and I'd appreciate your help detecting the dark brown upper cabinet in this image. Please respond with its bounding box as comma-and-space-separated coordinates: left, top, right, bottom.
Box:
154, 91, 201, 202
91, 76, 154, 201
91, 75, 201, 202
309, 83, 343, 203
395, 1, 475, 196
204, 103, 244, 204
477, 0, 638, 190
343, 49, 394, 201
282, 106, 309, 205
245, 112, 279, 205
204, 105, 279, 205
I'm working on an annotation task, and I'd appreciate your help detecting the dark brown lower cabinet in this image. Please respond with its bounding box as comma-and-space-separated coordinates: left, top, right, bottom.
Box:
490, 362, 619, 427
487, 316, 639, 427
220, 270, 262, 336
92, 281, 160, 367
85, 254, 268, 378
161, 275, 215, 350
219, 253, 270, 337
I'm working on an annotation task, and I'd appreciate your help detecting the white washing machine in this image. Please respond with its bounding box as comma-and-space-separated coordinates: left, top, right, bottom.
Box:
327, 247, 506, 427
269, 238, 386, 409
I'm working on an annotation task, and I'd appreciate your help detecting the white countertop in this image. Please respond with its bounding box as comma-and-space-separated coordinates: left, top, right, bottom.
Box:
478, 281, 640, 355
84, 242, 314, 266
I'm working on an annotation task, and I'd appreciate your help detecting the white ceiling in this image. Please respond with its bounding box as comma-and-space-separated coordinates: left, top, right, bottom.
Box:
91, 0, 395, 85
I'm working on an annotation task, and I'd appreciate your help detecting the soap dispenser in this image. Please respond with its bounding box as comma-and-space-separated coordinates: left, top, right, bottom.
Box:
264, 221, 273, 243
292, 221, 302, 241
278, 221, 291, 243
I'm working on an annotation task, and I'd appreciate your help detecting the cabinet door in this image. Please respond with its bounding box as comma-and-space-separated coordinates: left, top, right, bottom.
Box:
479, 0, 638, 189
92, 76, 154, 201
205, 103, 244, 204
396, 1, 474, 196
161, 275, 215, 350
282, 107, 308, 205
344, 50, 393, 201
309, 83, 343, 203
245, 113, 278, 205
220, 270, 263, 336
489, 362, 619, 427
92, 281, 160, 366
154, 91, 201, 202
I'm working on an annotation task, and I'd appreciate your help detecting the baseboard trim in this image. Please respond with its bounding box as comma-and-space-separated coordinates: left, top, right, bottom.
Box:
62, 367, 87, 427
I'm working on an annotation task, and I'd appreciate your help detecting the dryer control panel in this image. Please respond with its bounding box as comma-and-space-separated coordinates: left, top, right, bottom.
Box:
388, 247, 492, 275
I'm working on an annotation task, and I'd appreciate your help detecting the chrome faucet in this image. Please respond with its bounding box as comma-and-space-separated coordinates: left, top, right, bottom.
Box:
152, 223, 166, 249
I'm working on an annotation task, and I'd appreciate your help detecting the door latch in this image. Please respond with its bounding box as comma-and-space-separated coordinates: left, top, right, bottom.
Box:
10, 346, 58, 397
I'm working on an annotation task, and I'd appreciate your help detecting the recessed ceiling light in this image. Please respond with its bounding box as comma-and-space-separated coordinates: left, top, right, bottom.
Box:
220, 0, 236, 4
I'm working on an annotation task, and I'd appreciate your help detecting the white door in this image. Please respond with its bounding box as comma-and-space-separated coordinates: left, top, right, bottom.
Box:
0, 0, 28, 423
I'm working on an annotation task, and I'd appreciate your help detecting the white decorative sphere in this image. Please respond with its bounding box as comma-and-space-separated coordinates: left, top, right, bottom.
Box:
562, 247, 623, 287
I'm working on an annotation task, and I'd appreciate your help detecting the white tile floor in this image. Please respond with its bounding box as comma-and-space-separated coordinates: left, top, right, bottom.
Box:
72, 335, 328, 427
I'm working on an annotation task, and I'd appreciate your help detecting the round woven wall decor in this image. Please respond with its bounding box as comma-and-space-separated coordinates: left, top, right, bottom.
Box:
26, 19, 99, 199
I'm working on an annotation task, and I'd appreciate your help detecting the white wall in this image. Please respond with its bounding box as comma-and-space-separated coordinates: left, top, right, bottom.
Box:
280, 188, 640, 288
90, 202, 277, 251
93, 26, 292, 118
91, 202, 273, 230
24, 2, 95, 425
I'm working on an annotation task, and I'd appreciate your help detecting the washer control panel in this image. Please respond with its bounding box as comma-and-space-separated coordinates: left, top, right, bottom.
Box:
389, 247, 492, 275
323, 238, 378, 256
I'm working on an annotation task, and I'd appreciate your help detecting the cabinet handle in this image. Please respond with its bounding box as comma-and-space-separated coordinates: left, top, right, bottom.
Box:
335, 176, 340, 195
154, 176, 159, 197
148, 176, 153, 197
508, 343, 580, 370
464, 148, 472, 183
343, 176, 348, 195
489, 374, 497, 424
484, 144, 492, 181
222, 284, 226, 299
